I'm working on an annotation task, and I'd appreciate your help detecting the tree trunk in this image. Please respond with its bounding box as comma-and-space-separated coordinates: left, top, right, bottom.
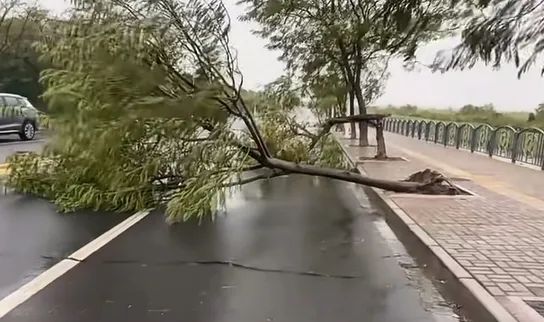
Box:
264, 157, 454, 194
358, 120, 368, 147
335, 95, 346, 132
375, 121, 387, 160
333, 104, 342, 131
349, 90, 356, 139
353, 85, 369, 146
351, 40, 369, 147
244, 112, 457, 195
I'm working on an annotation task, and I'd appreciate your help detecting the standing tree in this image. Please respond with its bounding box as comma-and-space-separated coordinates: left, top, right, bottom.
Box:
239, 0, 455, 146
7, 0, 459, 223
0, 0, 23, 55
304, 69, 348, 121
0, 1, 50, 107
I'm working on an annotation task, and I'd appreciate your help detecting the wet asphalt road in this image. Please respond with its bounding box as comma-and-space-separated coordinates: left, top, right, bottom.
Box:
0, 195, 129, 299
0, 134, 46, 163
0, 136, 129, 298
1, 175, 464, 322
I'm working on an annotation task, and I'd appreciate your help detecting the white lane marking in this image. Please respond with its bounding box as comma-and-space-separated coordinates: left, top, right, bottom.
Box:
0, 139, 45, 147
0, 209, 151, 318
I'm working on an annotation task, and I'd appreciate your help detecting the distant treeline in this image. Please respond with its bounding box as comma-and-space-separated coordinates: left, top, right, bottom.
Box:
0, 5, 51, 111
371, 104, 544, 129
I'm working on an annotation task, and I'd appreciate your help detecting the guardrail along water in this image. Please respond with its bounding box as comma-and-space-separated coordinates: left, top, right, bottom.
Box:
384, 118, 544, 169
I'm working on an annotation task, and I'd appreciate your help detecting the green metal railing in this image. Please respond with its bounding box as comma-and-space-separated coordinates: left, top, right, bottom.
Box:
384, 118, 544, 169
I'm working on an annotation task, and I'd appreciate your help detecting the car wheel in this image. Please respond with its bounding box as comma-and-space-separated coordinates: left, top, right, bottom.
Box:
19, 121, 36, 141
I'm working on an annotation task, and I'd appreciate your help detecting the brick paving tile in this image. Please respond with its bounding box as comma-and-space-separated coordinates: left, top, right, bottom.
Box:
515, 276, 532, 283
528, 287, 544, 296
498, 283, 515, 292
338, 132, 544, 299
488, 287, 506, 296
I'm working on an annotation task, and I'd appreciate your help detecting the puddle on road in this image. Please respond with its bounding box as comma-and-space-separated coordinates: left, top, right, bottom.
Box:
374, 220, 468, 322
348, 184, 469, 322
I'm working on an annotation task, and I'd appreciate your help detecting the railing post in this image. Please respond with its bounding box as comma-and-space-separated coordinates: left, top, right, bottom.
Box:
488, 130, 496, 157
470, 128, 477, 153
443, 124, 449, 146
425, 124, 429, 141
511, 131, 520, 164
541, 140, 544, 170
456, 126, 462, 149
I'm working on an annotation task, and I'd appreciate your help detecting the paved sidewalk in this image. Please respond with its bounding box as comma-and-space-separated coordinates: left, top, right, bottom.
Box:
338, 131, 544, 322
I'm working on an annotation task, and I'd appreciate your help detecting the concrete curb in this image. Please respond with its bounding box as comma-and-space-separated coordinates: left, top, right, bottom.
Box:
335, 135, 518, 322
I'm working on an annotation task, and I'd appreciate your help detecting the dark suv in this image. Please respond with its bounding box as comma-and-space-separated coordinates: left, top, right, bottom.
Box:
0, 93, 39, 140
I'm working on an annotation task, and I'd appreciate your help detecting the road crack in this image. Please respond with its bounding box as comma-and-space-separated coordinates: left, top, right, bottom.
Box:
101, 259, 367, 279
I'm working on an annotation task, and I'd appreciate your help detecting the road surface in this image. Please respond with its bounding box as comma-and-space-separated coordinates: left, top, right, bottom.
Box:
0, 134, 46, 164
0, 173, 465, 322
0, 135, 466, 321
0, 195, 129, 299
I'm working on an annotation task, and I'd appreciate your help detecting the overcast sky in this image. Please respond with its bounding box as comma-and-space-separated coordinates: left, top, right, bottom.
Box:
40, 0, 544, 112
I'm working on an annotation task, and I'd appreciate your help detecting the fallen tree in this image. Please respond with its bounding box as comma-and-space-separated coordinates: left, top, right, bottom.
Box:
7, 0, 459, 223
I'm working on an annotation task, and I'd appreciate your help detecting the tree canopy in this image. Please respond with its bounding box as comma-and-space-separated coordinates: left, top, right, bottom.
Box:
239, 0, 456, 144
0, 1, 49, 107
6, 0, 459, 223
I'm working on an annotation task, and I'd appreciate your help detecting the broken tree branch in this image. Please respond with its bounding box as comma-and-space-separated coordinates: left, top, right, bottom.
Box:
262, 157, 454, 194
221, 169, 289, 188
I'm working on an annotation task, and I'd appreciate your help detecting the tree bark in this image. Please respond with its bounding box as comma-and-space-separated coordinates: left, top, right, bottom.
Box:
349, 90, 356, 139
352, 36, 369, 147
375, 121, 387, 159
263, 157, 444, 194
358, 117, 368, 147
335, 95, 346, 131
353, 85, 369, 146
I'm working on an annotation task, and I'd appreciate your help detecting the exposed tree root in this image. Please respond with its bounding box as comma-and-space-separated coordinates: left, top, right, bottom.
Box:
402, 169, 463, 195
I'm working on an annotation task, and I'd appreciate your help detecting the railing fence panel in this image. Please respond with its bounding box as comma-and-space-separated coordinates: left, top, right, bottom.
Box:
385, 117, 544, 169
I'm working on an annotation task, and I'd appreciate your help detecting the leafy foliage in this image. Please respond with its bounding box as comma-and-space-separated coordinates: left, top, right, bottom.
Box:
6, 0, 352, 222
8, 0, 240, 221
258, 107, 348, 169
242, 1, 453, 77
240, 0, 456, 144
7, 0, 460, 222
438, 0, 544, 77
0, 1, 48, 107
